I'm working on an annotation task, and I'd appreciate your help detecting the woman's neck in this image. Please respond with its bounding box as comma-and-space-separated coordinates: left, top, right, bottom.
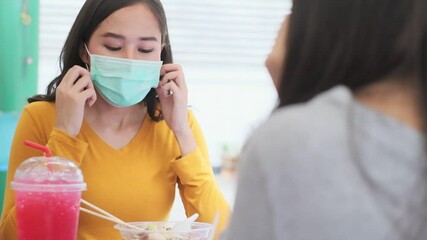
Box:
85, 97, 147, 130
353, 78, 423, 131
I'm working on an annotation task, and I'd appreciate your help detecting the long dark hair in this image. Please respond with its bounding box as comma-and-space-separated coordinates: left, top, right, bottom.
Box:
29, 0, 172, 121
418, 0, 427, 131
278, 0, 417, 108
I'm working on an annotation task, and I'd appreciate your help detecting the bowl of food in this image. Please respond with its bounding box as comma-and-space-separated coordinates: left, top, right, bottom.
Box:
114, 221, 213, 240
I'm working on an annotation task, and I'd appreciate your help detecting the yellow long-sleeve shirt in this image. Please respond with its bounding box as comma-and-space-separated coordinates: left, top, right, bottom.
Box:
0, 101, 230, 239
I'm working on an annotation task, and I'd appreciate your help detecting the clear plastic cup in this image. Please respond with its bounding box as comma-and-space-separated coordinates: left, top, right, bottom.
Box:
11, 156, 86, 240
114, 221, 213, 240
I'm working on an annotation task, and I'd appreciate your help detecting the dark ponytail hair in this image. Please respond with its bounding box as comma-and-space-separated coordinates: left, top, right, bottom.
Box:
29, 0, 172, 121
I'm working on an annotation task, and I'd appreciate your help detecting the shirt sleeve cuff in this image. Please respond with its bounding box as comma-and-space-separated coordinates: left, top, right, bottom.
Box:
47, 127, 89, 166
170, 148, 213, 184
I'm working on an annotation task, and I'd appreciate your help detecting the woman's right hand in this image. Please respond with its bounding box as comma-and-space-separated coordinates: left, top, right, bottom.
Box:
55, 65, 97, 136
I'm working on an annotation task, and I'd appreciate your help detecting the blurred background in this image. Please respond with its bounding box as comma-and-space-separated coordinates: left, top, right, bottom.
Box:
0, 0, 291, 217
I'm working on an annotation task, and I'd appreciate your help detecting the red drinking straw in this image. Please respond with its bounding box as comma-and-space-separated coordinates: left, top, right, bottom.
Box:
24, 140, 52, 157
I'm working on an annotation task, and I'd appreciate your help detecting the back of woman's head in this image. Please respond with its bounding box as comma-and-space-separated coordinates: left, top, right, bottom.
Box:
279, 0, 417, 107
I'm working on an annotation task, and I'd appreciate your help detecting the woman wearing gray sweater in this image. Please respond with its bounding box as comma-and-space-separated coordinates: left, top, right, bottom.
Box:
226, 0, 427, 239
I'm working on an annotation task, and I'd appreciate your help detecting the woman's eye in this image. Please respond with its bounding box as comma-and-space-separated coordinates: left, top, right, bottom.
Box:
138, 49, 154, 53
104, 45, 121, 51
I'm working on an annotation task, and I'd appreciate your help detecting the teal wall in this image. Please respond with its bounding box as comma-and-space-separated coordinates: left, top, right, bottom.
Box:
0, 0, 39, 112
0, 0, 39, 216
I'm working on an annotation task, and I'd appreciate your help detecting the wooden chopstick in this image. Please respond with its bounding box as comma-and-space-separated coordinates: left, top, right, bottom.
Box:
80, 199, 145, 231
80, 207, 117, 223
80, 199, 122, 222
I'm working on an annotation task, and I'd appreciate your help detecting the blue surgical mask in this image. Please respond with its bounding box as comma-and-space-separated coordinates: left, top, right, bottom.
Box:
85, 46, 162, 107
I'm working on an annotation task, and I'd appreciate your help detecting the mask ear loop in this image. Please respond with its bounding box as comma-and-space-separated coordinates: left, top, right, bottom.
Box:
83, 43, 91, 70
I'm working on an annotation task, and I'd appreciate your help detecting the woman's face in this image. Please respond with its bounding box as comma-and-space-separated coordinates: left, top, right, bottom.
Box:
85, 3, 163, 61
265, 15, 290, 91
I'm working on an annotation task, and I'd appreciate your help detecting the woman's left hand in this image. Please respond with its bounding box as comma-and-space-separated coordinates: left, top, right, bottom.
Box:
156, 63, 190, 133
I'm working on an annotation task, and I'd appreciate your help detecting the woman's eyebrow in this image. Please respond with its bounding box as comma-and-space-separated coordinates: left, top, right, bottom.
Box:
139, 36, 158, 42
101, 32, 158, 42
101, 32, 125, 39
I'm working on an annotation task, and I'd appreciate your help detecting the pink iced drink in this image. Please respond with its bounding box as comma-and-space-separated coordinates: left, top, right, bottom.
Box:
15, 185, 81, 240
11, 156, 86, 240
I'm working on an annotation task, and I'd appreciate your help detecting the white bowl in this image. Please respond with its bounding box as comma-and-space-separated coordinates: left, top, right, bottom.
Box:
114, 221, 212, 240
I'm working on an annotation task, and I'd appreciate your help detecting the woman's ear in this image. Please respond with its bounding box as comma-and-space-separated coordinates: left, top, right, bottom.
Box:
79, 43, 89, 65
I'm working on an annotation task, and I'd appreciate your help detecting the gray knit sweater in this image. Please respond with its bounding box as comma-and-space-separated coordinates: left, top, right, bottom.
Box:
225, 86, 427, 240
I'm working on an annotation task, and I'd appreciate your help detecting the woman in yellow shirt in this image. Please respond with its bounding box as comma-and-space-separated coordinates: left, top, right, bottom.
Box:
0, 0, 230, 239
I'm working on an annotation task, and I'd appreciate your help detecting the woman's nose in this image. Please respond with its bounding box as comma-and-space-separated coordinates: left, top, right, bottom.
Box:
123, 47, 137, 60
